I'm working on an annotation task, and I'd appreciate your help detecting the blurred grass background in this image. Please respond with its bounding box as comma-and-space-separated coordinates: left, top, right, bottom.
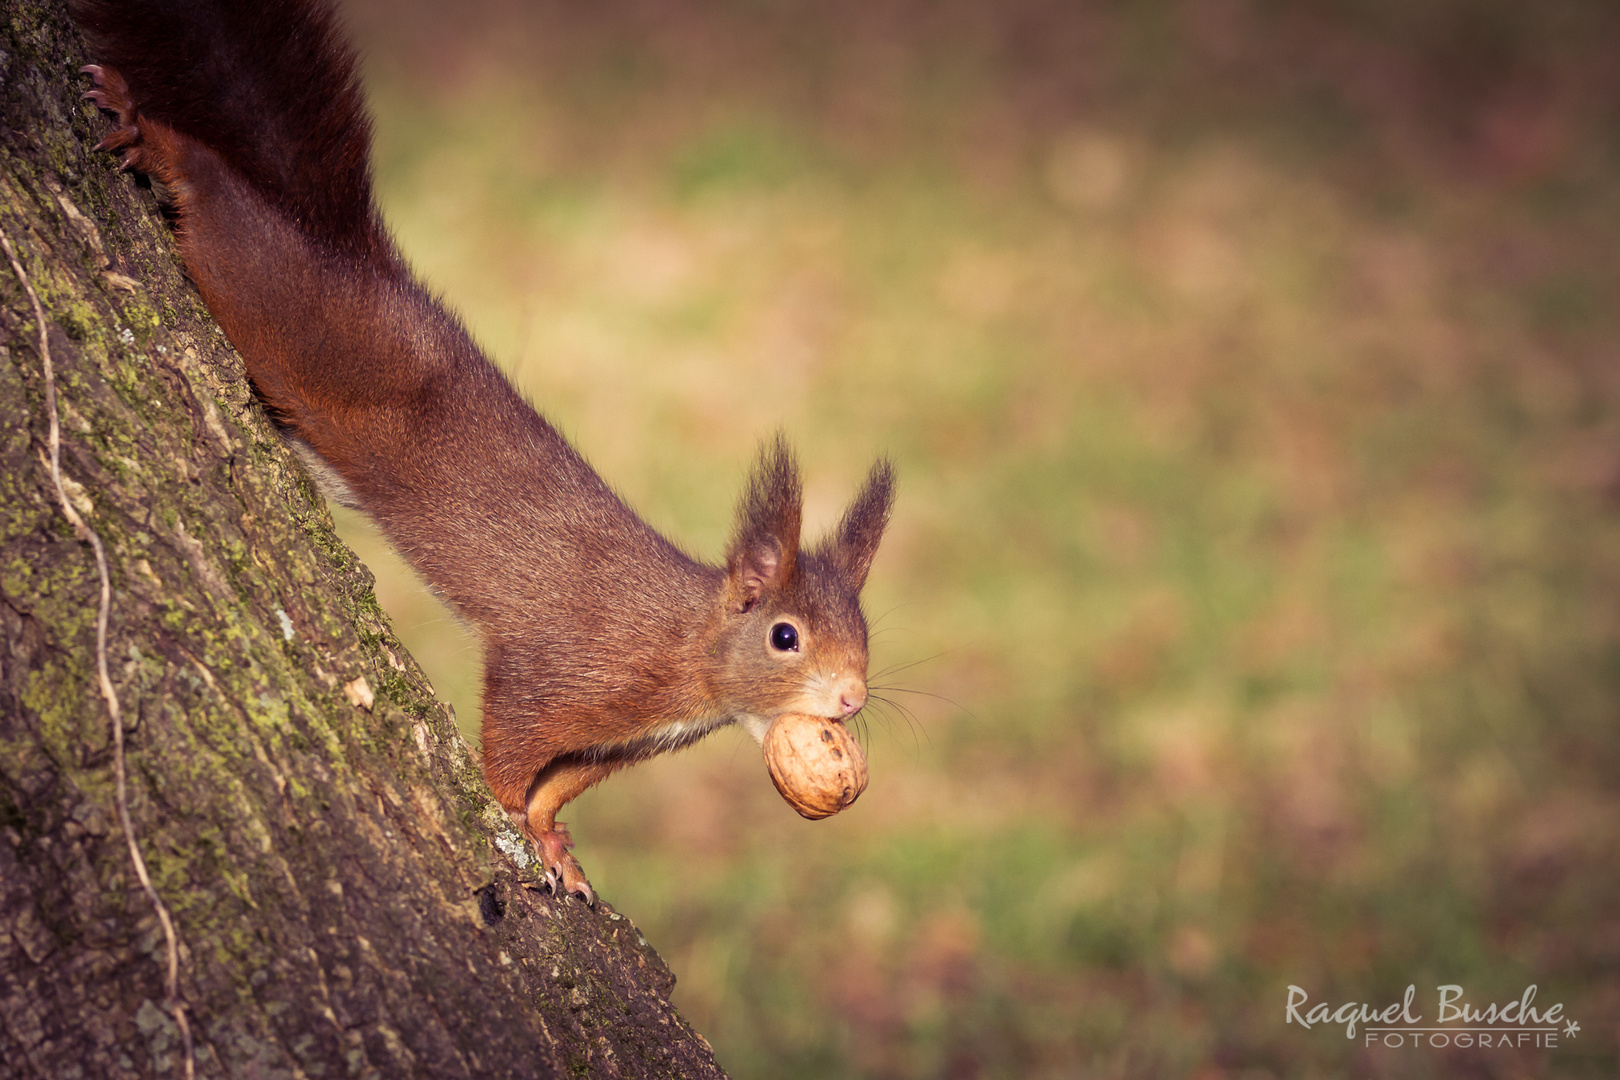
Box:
332, 1, 1620, 1075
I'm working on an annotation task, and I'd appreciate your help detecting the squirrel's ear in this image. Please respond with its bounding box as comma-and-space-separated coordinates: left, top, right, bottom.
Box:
725, 435, 803, 613
819, 457, 895, 592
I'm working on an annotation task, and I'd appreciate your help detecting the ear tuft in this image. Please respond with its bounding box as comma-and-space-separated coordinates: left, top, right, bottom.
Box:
818, 457, 895, 592
725, 434, 803, 611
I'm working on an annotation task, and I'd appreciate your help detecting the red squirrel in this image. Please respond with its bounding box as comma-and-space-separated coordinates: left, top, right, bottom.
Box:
73, 0, 894, 904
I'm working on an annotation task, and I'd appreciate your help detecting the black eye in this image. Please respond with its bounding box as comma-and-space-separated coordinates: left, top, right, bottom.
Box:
770, 622, 800, 652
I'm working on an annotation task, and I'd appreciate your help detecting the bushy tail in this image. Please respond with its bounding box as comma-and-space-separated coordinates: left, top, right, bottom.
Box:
72, 0, 382, 258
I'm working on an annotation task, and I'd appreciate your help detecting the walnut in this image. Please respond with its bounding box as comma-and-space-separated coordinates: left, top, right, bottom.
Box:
762, 713, 869, 819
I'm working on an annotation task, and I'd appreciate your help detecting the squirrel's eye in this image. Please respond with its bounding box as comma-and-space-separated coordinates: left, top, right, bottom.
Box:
770, 622, 800, 652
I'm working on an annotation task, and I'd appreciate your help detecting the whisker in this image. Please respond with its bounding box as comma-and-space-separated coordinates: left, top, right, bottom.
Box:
868, 683, 972, 719
860, 693, 930, 753
729, 729, 753, 766
849, 711, 870, 746
867, 646, 970, 683
866, 603, 915, 630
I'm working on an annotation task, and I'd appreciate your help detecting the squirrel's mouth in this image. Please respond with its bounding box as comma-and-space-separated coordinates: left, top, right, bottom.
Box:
734, 687, 864, 747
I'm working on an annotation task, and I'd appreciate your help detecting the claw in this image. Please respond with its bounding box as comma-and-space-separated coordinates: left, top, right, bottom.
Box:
80, 63, 146, 173
527, 824, 595, 906
92, 128, 132, 152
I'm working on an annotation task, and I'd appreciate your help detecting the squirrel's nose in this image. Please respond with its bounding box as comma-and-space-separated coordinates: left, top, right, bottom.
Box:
836, 683, 867, 717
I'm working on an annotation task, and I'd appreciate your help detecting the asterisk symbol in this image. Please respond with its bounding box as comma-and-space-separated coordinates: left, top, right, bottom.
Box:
1565, 1020, 1580, 1038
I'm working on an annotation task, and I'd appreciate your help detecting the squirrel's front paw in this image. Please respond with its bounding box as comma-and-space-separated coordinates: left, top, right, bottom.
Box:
531, 822, 595, 906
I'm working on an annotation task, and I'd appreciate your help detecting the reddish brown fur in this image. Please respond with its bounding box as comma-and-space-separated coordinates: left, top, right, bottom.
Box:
76, 0, 894, 903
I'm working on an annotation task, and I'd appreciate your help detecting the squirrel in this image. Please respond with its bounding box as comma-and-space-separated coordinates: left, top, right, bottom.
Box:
73, 0, 895, 905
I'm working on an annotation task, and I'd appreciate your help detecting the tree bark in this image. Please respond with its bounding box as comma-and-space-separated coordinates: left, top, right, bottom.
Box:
0, 2, 726, 1076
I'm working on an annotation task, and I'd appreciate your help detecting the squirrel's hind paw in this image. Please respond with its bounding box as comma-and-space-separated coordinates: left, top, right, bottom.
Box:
531, 823, 595, 907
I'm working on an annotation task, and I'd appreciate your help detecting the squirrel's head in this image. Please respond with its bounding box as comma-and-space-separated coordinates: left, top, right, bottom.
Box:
715, 436, 895, 727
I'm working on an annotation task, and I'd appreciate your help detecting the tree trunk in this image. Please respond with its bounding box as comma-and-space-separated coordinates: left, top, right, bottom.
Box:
0, 2, 726, 1076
